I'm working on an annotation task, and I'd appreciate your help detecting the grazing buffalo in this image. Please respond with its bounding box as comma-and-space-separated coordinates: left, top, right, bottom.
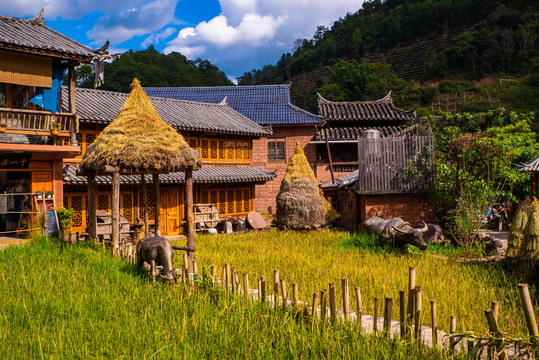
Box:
136, 236, 176, 283
361, 217, 429, 251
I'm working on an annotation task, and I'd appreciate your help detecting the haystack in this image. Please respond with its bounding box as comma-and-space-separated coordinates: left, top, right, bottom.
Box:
507, 197, 539, 262
276, 143, 326, 229
80, 78, 201, 174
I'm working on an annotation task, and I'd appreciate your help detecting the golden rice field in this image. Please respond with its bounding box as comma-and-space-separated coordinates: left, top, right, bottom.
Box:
189, 228, 537, 337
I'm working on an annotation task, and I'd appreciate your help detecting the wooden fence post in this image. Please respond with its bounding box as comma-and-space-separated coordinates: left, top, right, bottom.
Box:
280, 279, 287, 309
342, 278, 350, 321
258, 278, 262, 302
260, 276, 266, 303
222, 266, 226, 289
243, 273, 249, 300
329, 282, 336, 324
320, 290, 327, 323
449, 315, 457, 350
292, 283, 299, 307
399, 291, 406, 337
518, 283, 538, 342
373, 298, 379, 334
490, 301, 499, 321
407, 266, 416, 334
414, 286, 422, 341
274, 269, 279, 307
211, 265, 216, 285
355, 287, 363, 328
311, 292, 319, 324
384, 297, 393, 338
226, 263, 231, 292
431, 300, 438, 346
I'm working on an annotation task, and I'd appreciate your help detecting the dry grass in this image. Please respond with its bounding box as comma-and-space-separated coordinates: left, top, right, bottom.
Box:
80, 78, 201, 173
508, 197, 539, 261
188, 228, 536, 337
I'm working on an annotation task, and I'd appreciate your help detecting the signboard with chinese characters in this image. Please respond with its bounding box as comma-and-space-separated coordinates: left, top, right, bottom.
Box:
0, 153, 31, 169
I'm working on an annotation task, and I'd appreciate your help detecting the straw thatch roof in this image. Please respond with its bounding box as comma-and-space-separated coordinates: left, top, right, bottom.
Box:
80, 78, 201, 174
507, 197, 539, 262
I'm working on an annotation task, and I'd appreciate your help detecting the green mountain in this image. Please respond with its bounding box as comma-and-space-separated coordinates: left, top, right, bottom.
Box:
77, 46, 233, 92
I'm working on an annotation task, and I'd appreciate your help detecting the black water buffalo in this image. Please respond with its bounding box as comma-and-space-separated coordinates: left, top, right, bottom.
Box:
136, 236, 176, 283
361, 217, 429, 251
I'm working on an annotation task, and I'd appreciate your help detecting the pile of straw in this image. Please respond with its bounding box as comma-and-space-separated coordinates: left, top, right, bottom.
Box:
507, 197, 539, 262
81, 78, 201, 174
276, 143, 326, 229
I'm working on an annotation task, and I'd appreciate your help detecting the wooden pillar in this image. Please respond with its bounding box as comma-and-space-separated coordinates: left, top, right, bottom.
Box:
111, 171, 120, 256
141, 175, 149, 237
68, 66, 77, 146
87, 174, 97, 240
153, 173, 161, 236
185, 168, 195, 260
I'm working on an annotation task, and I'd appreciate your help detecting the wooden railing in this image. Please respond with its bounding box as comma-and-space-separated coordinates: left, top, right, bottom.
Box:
357, 135, 434, 194
0, 108, 76, 139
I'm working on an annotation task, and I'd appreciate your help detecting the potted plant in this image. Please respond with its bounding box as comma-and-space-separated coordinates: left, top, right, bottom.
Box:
45, 191, 53, 199
0, 123, 7, 133
57, 206, 74, 242
34, 191, 43, 199
49, 118, 61, 136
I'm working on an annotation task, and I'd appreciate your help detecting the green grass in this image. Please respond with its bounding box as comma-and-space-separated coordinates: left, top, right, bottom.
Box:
0, 237, 458, 359
190, 229, 536, 337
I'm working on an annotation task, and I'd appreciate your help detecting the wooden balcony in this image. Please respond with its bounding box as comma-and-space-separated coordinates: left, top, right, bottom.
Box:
0, 108, 76, 144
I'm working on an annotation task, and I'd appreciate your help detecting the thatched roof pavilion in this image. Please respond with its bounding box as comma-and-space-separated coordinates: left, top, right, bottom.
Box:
80, 78, 201, 256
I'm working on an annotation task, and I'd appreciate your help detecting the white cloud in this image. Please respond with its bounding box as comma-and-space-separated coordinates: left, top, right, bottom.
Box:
165, 0, 364, 76
87, 0, 180, 45
141, 27, 176, 48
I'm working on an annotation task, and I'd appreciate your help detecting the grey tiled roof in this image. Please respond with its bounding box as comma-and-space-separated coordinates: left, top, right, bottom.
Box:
518, 157, 539, 172
321, 171, 358, 189
62, 87, 272, 137
317, 92, 416, 123
0, 14, 97, 60
63, 164, 277, 185
144, 85, 324, 126
313, 125, 407, 141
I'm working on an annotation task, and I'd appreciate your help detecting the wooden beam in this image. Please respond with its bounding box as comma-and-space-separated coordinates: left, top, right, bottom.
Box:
185, 168, 195, 260
68, 66, 76, 113
153, 173, 161, 236
141, 175, 149, 238
87, 174, 97, 240
111, 171, 120, 256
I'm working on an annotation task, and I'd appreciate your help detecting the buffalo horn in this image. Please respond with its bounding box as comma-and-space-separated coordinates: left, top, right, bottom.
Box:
392, 226, 408, 234
418, 221, 429, 233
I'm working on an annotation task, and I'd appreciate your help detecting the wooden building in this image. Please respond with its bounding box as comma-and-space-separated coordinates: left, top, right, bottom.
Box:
144, 85, 325, 214
0, 12, 107, 235
60, 87, 276, 234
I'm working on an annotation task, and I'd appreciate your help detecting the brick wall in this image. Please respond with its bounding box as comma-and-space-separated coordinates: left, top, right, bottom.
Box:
252, 126, 317, 213
359, 193, 435, 226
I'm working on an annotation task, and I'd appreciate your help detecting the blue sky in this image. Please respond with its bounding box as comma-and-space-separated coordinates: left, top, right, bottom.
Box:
3, 0, 364, 80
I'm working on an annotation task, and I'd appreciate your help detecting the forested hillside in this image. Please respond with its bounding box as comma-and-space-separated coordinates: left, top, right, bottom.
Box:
77, 46, 233, 93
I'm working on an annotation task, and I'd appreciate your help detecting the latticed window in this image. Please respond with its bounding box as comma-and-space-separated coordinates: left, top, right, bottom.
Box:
236, 190, 242, 212
122, 193, 133, 222
235, 141, 242, 159
201, 191, 208, 204
0, 83, 6, 108
268, 140, 286, 161
71, 196, 83, 228
189, 138, 197, 149
227, 190, 234, 213
243, 189, 251, 212
218, 191, 226, 215
219, 141, 226, 159
98, 195, 109, 211
201, 140, 209, 158
243, 141, 250, 160
210, 140, 218, 159
227, 141, 235, 159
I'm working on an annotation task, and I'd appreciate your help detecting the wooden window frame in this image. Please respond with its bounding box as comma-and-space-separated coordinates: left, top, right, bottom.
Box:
268, 139, 286, 162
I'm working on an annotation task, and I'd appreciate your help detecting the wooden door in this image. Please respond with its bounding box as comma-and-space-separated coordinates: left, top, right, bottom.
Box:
165, 189, 180, 235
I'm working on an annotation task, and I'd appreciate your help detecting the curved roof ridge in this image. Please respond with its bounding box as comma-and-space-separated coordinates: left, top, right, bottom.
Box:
317, 91, 394, 105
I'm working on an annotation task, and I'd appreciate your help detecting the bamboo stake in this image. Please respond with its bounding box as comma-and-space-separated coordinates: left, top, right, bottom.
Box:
258, 278, 262, 302
490, 301, 499, 321
183, 253, 188, 272
260, 276, 266, 303
280, 279, 287, 309
407, 266, 416, 334
399, 291, 406, 337
384, 297, 393, 338
292, 283, 299, 307
342, 278, 350, 320
222, 266, 226, 289
449, 316, 456, 350
485, 309, 502, 360
355, 286, 362, 327
414, 286, 422, 341
373, 298, 379, 334
320, 290, 327, 323
431, 300, 438, 346
329, 282, 336, 324
274, 269, 279, 306
311, 292, 319, 323
234, 271, 239, 293
226, 263, 231, 292
231, 269, 236, 294
518, 283, 538, 341
192, 260, 198, 275
243, 273, 249, 300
